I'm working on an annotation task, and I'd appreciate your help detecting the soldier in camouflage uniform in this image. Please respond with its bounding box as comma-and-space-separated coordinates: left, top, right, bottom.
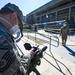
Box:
0, 3, 34, 75
60, 22, 69, 46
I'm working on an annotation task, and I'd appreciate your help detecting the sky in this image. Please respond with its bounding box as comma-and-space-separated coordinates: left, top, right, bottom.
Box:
0, 0, 52, 16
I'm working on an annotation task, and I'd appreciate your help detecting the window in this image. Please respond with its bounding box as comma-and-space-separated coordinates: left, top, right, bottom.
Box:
58, 8, 69, 15
71, 6, 75, 13
70, 16, 74, 21
41, 15, 46, 19
48, 12, 56, 18
37, 17, 40, 23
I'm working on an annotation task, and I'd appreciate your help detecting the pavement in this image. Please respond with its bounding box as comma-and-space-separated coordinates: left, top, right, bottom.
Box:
37, 30, 75, 45
16, 30, 75, 75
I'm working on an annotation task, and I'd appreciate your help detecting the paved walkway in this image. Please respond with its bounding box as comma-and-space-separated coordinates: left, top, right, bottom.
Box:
16, 30, 75, 75
37, 30, 75, 45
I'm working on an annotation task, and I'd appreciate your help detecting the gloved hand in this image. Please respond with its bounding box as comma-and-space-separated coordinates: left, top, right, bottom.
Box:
29, 48, 35, 59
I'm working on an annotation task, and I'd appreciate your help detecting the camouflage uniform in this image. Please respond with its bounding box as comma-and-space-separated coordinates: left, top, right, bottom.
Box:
60, 22, 69, 46
0, 22, 30, 75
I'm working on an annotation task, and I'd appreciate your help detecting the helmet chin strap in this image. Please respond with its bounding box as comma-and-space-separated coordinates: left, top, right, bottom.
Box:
0, 16, 21, 40
0, 17, 12, 26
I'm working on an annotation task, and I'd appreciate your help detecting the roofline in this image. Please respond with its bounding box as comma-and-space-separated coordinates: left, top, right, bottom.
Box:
26, 0, 63, 16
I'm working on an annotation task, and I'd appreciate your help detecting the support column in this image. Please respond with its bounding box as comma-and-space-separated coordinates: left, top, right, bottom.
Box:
69, 7, 71, 20
40, 16, 42, 23
56, 11, 57, 20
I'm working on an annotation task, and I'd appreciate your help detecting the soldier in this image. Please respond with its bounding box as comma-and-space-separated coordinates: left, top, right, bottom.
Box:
0, 3, 34, 75
60, 22, 69, 46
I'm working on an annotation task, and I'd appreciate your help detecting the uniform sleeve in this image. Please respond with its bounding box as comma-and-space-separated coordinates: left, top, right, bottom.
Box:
0, 32, 28, 74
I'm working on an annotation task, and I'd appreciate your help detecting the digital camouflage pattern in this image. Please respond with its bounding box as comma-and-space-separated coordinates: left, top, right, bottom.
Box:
0, 22, 29, 75
60, 22, 69, 45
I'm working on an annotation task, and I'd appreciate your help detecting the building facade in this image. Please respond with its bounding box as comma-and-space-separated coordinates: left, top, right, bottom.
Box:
26, 0, 75, 28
